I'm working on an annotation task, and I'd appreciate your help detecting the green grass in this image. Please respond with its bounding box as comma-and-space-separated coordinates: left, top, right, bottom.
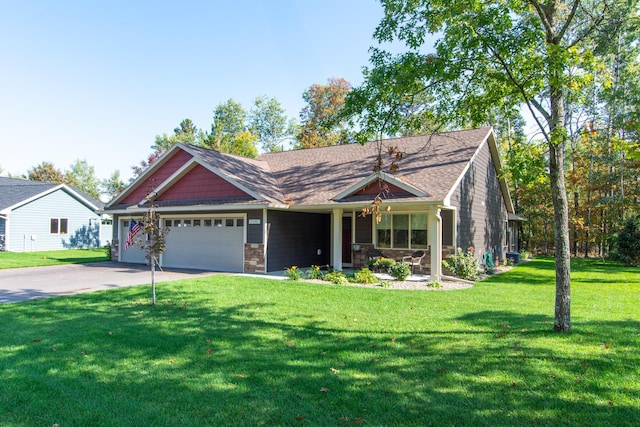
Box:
0, 248, 109, 269
0, 258, 638, 426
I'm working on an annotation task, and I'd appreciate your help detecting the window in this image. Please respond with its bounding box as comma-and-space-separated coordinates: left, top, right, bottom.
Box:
376, 213, 427, 249
226, 219, 234, 227
194, 219, 201, 227
183, 219, 192, 227
204, 219, 212, 227
236, 218, 244, 227
165, 219, 173, 227
214, 219, 223, 227
50, 218, 68, 234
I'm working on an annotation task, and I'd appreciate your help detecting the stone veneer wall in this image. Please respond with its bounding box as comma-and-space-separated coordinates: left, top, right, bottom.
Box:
244, 243, 265, 273
111, 239, 120, 261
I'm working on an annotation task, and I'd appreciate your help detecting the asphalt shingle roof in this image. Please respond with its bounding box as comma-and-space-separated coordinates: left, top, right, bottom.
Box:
109, 127, 494, 210
0, 177, 58, 211
258, 127, 492, 205
0, 176, 102, 212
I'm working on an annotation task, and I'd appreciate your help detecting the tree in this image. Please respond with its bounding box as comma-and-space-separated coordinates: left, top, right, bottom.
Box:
129, 191, 169, 307
28, 162, 65, 183
612, 214, 640, 266
131, 151, 163, 181
347, 0, 635, 332
204, 99, 258, 157
152, 118, 202, 152
249, 96, 296, 152
101, 170, 127, 199
65, 159, 101, 198
297, 77, 352, 148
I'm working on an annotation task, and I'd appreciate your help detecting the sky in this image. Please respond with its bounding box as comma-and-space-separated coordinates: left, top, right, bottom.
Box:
0, 0, 398, 182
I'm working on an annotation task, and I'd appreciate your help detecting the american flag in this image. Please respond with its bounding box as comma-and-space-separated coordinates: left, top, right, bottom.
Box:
124, 219, 142, 250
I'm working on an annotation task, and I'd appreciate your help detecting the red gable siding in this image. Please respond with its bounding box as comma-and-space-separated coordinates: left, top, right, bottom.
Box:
354, 180, 410, 196
157, 164, 251, 200
121, 150, 193, 204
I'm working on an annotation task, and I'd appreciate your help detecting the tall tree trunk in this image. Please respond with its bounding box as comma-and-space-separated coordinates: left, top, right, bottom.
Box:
549, 142, 571, 332
547, 35, 571, 332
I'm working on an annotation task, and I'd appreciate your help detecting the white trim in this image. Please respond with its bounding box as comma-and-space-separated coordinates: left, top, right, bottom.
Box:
262, 208, 268, 273
106, 203, 278, 215
333, 173, 429, 201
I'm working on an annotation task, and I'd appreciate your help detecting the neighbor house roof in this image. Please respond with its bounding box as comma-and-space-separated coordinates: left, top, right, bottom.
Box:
107, 127, 514, 213
0, 176, 102, 214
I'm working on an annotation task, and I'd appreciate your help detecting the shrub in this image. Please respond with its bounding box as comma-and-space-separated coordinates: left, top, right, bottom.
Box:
378, 257, 396, 271
427, 280, 442, 288
389, 262, 411, 281
442, 247, 479, 281
285, 266, 302, 281
324, 271, 349, 285
354, 268, 378, 284
611, 214, 640, 266
379, 280, 391, 288
104, 241, 112, 261
306, 265, 324, 280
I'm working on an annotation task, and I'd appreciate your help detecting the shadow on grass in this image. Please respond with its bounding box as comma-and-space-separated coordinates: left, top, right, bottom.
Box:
1, 285, 638, 426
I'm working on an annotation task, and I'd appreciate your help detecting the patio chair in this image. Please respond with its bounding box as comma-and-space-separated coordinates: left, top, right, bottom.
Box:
366, 248, 385, 260
402, 250, 425, 275
366, 248, 386, 272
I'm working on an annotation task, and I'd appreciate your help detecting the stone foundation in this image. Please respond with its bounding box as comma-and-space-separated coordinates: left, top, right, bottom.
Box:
244, 243, 265, 274
111, 239, 119, 261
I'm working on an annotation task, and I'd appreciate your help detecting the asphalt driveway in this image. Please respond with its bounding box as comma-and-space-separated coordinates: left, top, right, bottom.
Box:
0, 261, 218, 303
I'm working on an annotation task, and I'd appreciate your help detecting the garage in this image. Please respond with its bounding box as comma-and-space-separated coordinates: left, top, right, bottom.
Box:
160, 216, 245, 272
120, 219, 147, 264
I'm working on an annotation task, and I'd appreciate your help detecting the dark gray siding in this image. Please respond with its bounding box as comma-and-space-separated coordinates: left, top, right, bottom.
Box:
441, 209, 454, 246
266, 210, 330, 271
355, 214, 372, 243
449, 141, 507, 261
246, 210, 263, 244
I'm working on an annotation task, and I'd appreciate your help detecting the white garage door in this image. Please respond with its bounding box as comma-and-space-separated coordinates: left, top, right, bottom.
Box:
161, 217, 245, 272
120, 219, 147, 264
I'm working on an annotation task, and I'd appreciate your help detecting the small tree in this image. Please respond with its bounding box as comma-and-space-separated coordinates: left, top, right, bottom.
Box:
612, 215, 640, 266
138, 198, 168, 306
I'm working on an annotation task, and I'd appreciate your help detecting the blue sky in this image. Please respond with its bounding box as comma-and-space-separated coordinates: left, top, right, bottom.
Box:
1, 1, 393, 181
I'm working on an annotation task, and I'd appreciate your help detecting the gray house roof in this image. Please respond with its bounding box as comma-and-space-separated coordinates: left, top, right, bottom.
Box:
0, 176, 102, 214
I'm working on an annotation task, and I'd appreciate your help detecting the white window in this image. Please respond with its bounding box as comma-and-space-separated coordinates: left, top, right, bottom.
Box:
50, 218, 69, 234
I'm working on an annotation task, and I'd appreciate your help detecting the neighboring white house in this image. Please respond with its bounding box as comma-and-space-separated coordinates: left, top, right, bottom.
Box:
0, 177, 103, 252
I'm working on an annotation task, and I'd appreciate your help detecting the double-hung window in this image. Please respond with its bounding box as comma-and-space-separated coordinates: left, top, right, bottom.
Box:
376, 213, 427, 249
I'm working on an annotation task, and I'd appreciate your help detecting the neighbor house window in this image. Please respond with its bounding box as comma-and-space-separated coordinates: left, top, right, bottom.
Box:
376, 213, 427, 249
50, 218, 68, 234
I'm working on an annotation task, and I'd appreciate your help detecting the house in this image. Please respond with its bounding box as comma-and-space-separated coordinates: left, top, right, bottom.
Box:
0, 177, 104, 252
105, 127, 519, 279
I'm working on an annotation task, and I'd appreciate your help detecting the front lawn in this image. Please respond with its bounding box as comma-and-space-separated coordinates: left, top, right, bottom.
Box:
0, 248, 109, 269
0, 258, 638, 426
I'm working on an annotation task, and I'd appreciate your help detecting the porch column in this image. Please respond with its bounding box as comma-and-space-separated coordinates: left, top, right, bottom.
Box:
429, 206, 442, 280
331, 208, 343, 271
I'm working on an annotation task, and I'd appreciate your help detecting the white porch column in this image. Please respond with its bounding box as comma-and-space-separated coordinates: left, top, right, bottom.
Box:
331, 208, 343, 271
429, 206, 442, 281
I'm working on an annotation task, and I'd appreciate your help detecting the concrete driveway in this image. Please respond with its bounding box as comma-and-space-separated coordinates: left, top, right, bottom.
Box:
0, 261, 218, 303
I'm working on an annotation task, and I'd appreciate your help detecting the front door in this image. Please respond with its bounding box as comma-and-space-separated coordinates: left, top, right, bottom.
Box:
342, 216, 352, 265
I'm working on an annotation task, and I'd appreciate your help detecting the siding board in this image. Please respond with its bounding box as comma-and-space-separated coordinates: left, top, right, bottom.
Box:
8, 189, 98, 252
449, 141, 507, 262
